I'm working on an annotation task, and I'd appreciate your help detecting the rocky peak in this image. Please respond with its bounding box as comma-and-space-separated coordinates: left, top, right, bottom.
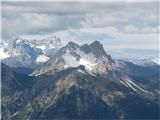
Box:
66, 41, 80, 50
80, 44, 92, 54
80, 41, 109, 59
90, 41, 103, 49
90, 41, 107, 58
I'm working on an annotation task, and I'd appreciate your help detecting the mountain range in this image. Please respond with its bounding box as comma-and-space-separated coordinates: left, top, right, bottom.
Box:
0, 36, 62, 68
1, 36, 160, 120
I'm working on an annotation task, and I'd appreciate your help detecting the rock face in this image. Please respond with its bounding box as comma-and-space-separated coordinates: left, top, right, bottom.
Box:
1, 63, 18, 92
38, 86, 118, 119
1, 40, 160, 120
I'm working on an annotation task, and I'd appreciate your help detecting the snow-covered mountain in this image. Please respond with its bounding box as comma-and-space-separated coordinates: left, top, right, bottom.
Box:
32, 41, 115, 76
31, 41, 148, 94
0, 36, 62, 67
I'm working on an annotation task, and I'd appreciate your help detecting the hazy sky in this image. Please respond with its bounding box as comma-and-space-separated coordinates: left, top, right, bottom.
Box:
1, 0, 159, 50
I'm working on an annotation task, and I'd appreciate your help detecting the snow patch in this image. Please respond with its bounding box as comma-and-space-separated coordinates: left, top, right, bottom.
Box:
0, 47, 10, 59
63, 48, 96, 71
153, 58, 160, 65
36, 55, 49, 63
36, 45, 46, 50
79, 59, 95, 71
16, 39, 22, 44
122, 78, 149, 93
124, 80, 137, 92
63, 50, 79, 68
126, 79, 149, 93
120, 80, 129, 88
77, 69, 86, 74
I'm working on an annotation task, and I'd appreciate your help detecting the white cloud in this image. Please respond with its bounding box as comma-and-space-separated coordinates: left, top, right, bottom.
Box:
49, 27, 159, 49
142, 27, 159, 33
2, 13, 57, 38
2, 13, 84, 38
124, 25, 139, 33
1, 1, 159, 50
21, 13, 55, 30
124, 25, 159, 33
19, 25, 159, 50
81, 13, 128, 28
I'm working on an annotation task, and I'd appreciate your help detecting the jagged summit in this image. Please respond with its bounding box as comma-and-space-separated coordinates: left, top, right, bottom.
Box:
66, 41, 80, 50
90, 41, 102, 48
80, 41, 108, 58
32, 40, 115, 76
91, 41, 107, 57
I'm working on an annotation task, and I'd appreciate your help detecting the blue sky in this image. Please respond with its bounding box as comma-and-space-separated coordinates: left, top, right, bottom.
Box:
1, 0, 159, 50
